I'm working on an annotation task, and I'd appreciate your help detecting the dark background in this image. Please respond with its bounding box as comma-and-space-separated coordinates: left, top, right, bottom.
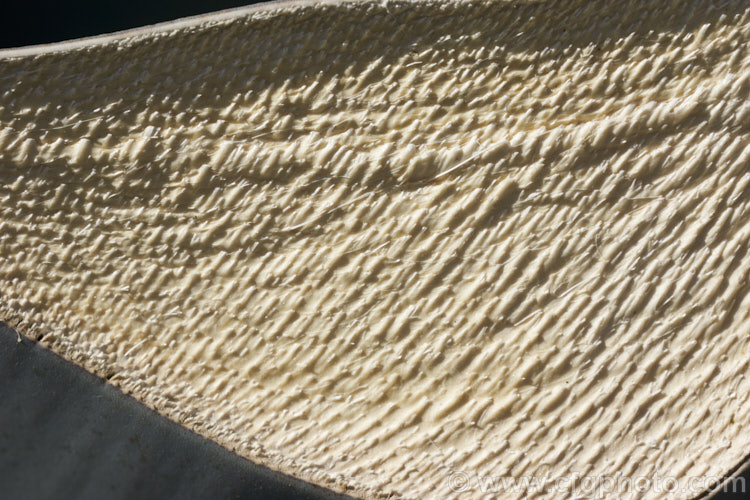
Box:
0, 1, 257, 49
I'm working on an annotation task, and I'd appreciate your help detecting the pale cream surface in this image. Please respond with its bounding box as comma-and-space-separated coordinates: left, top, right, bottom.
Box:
2, 0, 750, 498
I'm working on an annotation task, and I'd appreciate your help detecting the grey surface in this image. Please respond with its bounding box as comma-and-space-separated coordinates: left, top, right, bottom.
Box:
0, 322, 354, 500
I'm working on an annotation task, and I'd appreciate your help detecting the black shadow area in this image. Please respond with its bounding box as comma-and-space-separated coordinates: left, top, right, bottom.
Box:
0, 323, 355, 500
0, 1, 262, 48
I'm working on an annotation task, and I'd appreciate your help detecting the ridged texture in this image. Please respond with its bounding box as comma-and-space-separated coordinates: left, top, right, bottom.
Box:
2, 0, 750, 498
